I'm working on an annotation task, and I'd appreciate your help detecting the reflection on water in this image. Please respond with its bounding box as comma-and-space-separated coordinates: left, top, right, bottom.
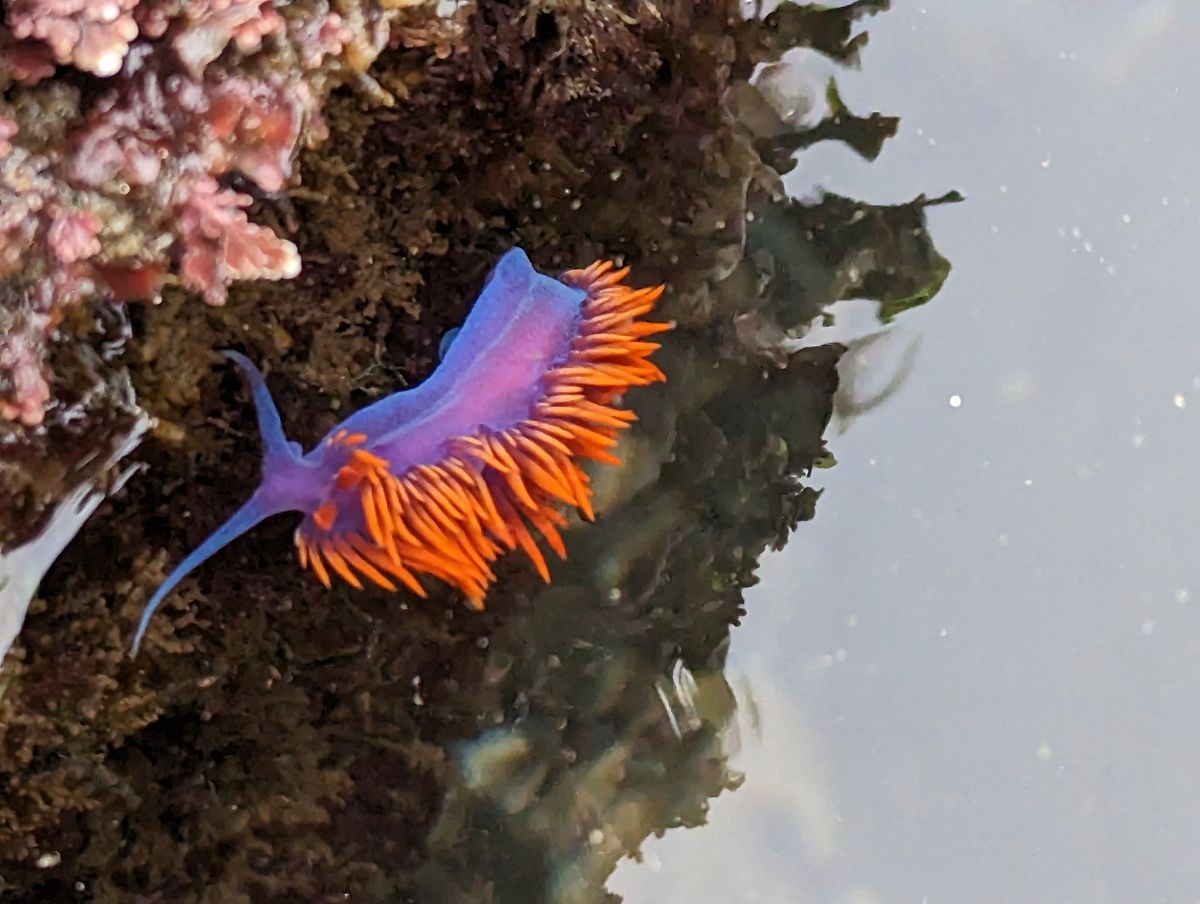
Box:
0, 3, 954, 900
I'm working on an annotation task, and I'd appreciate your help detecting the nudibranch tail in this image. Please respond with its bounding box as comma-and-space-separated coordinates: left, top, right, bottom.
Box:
131, 495, 276, 655
293, 258, 670, 606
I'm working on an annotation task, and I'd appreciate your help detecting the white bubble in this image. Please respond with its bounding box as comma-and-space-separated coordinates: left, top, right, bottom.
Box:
949, 394, 962, 408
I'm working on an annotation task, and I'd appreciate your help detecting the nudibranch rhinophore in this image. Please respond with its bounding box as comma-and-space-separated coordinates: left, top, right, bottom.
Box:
131, 248, 670, 654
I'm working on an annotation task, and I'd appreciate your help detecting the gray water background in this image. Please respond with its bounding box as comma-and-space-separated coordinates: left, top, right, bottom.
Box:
613, 2, 1200, 902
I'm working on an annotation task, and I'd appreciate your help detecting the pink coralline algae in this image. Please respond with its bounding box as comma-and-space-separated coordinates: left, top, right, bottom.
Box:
0, 118, 17, 157
173, 174, 301, 304
172, 0, 286, 78
0, 32, 57, 85
69, 60, 315, 195
8, 0, 140, 76
206, 75, 314, 193
46, 208, 103, 264
0, 0, 418, 426
0, 137, 109, 424
0, 309, 53, 426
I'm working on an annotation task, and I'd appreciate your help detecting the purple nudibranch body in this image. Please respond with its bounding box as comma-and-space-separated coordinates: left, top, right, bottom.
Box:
131, 247, 670, 654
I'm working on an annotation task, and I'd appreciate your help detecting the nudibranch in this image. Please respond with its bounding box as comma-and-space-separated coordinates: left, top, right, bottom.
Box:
130, 248, 669, 653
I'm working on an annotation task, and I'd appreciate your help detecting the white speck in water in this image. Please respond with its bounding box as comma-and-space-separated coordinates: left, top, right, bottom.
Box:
589, 829, 606, 847
927, 136, 937, 147
1122, 213, 1132, 224
1105, 262, 1116, 276
938, 627, 949, 638
1037, 742, 1054, 761
847, 614, 859, 628
948, 394, 962, 408
1040, 157, 1051, 168
1132, 433, 1145, 448
1175, 588, 1191, 605
1082, 240, 1093, 253
1161, 195, 1170, 206
609, 169, 622, 181
868, 457, 877, 466
834, 648, 848, 663
808, 653, 836, 673
997, 532, 1010, 547
1174, 394, 1187, 409
1056, 226, 1067, 237
35, 852, 61, 869
1141, 619, 1156, 636
999, 184, 1009, 193
1024, 478, 1034, 487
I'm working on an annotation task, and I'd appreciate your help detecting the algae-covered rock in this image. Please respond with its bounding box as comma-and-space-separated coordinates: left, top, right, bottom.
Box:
0, 1, 957, 900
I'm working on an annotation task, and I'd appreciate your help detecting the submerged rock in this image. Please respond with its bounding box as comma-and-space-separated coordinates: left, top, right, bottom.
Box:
0, 1, 957, 900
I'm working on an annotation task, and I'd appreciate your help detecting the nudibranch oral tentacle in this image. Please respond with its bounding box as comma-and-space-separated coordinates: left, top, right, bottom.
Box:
130, 247, 670, 655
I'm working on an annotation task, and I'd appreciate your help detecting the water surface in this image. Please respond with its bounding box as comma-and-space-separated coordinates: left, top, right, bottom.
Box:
615, 3, 1200, 902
